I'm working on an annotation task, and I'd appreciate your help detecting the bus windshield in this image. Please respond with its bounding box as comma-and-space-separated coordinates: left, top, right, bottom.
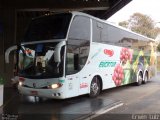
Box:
18, 42, 64, 78
23, 13, 72, 42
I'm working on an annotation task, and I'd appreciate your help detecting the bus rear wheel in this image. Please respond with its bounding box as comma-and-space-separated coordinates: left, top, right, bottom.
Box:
89, 76, 100, 97
136, 72, 143, 86
143, 72, 148, 84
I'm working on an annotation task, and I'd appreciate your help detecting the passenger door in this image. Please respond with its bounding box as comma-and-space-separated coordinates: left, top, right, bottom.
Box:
67, 15, 91, 95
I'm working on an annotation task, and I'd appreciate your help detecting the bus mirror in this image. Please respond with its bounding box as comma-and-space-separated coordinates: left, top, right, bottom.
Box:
54, 41, 66, 63
5, 45, 17, 63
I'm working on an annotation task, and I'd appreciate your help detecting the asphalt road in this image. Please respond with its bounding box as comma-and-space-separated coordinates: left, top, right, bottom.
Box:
92, 73, 160, 120
2, 73, 160, 120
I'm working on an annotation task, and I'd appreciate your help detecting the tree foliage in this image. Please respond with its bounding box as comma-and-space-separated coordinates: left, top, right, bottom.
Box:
119, 12, 160, 51
119, 21, 129, 28
119, 13, 160, 39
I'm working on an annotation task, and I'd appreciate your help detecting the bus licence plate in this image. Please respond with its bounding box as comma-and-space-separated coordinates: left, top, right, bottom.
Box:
30, 91, 38, 95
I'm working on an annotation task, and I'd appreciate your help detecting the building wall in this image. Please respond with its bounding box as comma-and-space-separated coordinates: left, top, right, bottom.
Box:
0, 10, 47, 87
0, 8, 16, 87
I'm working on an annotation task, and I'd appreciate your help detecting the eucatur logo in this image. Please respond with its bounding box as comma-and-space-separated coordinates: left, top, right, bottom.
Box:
104, 49, 114, 57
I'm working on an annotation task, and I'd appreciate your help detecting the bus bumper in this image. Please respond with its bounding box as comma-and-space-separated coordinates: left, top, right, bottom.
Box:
18, 85, 66, 99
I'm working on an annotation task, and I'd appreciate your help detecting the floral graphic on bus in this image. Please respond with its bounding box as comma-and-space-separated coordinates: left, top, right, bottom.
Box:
120, 48, 132, 64
112, 45, 157, 86
112, 47, 133, 86
112, 64, 124, 86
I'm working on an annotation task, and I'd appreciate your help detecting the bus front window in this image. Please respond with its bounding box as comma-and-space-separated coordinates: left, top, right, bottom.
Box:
18, 42, 64, 78
23, 13, 72, 42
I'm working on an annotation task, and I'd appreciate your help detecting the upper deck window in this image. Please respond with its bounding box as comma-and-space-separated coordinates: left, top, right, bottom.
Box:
68, 15, 90, 41
23, 13, 72, 42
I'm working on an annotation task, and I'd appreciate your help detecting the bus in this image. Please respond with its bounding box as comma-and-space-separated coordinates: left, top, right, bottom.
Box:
5, 11, 157, 99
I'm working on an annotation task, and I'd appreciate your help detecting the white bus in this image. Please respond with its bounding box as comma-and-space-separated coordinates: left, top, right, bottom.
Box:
5, 11, 157, 99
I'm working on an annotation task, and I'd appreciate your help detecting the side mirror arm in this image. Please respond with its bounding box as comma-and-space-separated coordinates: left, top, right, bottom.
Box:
5, 45, 17, 63
54, 41, 66, 63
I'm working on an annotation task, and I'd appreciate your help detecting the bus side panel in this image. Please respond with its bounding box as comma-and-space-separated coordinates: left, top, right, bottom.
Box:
65, 74, 80, 98
86, 42, 154, 89
87, 43, 126, 89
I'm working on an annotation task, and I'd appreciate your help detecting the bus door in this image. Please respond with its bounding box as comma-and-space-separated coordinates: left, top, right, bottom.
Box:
66, 51, 89, 96
66, 53, 79, 98
67, 15, 91, 96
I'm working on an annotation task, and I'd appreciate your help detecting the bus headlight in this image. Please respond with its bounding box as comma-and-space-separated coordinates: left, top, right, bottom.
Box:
19, 81, 23, 86
18, 77, 25, 86
48, 83, 62, 89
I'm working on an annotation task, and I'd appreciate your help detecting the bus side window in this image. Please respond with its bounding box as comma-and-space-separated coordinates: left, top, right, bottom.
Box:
66, 15, 90, 75
74, 54, 79, 70
66, 52, 75, 74
92, 20, 101, 42
66, 44, 80, 73
68, 16, 90, 41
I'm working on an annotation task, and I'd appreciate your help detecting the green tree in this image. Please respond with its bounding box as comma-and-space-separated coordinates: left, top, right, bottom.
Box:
119, 21, 129, 28
119, 12, 160, 51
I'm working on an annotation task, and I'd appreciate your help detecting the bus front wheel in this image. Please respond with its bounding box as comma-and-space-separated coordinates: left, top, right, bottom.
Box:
89, 76, 100, 97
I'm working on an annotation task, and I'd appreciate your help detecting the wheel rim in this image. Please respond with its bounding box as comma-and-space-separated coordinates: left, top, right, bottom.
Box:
91, 82, 98, 94
91, 78, 99, 95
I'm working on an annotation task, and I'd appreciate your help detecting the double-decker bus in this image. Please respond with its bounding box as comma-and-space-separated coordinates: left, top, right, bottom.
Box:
5, 12, 157, 99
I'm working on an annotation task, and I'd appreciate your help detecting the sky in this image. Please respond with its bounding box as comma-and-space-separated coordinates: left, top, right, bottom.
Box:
107, 0, 160, 26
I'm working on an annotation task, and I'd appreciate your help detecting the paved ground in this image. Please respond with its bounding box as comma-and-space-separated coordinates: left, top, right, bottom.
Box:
1, 73, 160, 120
0, 86, 121, 120
92, 73, 160, 120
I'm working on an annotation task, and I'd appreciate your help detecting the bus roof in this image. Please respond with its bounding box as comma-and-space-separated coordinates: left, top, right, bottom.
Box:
31, 11, 155, 43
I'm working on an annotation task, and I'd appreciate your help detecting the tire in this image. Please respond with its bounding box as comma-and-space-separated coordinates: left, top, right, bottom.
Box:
143, 72, 148, 84
136, 72, 143, 86
89, 76, 101, 97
